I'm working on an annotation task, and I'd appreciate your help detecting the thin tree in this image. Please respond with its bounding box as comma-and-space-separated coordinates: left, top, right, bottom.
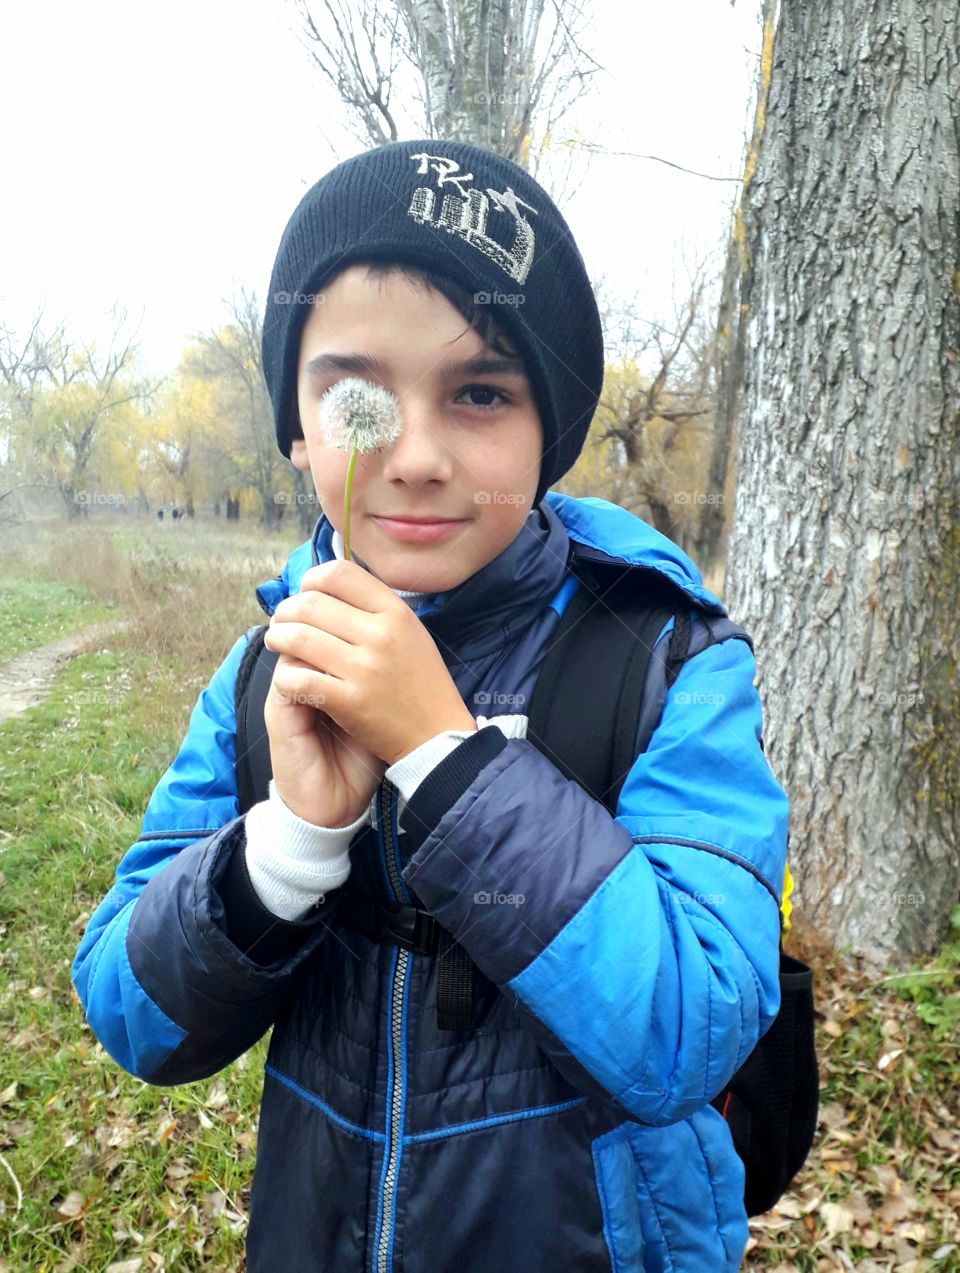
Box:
588, 268, 717, 552
192, 292, 311, 530
0, 308, 145, 518
698, 0, 779, 571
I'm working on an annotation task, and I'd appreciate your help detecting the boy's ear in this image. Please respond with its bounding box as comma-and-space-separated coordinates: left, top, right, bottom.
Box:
290, 438, 310, 471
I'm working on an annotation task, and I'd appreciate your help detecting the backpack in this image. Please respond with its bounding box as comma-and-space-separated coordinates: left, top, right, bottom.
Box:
233, 553, 818, 1217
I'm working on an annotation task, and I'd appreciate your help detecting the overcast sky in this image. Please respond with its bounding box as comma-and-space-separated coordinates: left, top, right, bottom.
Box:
0, 0, 762, 376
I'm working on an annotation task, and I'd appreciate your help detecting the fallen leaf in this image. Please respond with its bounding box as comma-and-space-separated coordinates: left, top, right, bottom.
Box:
897, 1221, 927, 1243
157, 1117, 177, 1145
11, 1024, 42, 1048
845, 1191, 872, 1223
3, 1118, 31, 1141
878, 1178, 919, 1227
819, 1200, 855, 1236
52, 1190, 87, 1221
773, 1196, 803, 1218
928, 1127, 960, 1152
819, 1104, 851, 1129
206, 1079, 228, 1109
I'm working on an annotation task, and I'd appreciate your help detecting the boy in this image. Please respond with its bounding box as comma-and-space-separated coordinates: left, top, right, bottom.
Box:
73, 140, 789, 1272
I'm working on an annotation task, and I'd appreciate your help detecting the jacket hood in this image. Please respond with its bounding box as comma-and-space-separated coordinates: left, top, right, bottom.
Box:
255, 492, 725, 653
547, 492, 725, 613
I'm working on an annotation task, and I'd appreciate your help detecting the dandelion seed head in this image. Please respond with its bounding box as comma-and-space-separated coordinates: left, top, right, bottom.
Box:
319, 377, 402, 453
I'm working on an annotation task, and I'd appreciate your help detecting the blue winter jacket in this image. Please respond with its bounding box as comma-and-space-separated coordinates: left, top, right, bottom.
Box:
72, 492, 789, 1272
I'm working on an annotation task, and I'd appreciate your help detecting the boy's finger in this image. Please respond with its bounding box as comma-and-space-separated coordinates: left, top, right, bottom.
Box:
271, 588, 373, 644
264, 621, 352, 679
298, 558, 396, 613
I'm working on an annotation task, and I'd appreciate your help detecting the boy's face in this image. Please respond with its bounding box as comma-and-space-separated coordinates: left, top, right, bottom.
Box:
290, 264, 543, 595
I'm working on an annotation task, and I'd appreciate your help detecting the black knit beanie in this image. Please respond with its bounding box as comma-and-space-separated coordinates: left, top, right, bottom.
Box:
261, 139, 604, 510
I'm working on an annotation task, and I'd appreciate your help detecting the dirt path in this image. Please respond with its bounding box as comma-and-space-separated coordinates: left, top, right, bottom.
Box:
0, 620, 132, 726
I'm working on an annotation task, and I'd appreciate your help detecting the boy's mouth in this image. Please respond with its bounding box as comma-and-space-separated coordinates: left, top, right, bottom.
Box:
369, 514, 470, 543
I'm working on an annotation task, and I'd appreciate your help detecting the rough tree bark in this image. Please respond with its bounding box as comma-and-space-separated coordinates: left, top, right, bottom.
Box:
725, 0, 960, 966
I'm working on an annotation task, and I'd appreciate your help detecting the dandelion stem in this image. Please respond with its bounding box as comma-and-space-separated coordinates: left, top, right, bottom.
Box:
343, 446, 358, 561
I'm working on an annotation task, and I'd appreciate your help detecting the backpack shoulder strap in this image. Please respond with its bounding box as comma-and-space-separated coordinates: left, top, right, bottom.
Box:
234, 624, 278, 816
526, 559, 693, 816
531, 570, 792, 934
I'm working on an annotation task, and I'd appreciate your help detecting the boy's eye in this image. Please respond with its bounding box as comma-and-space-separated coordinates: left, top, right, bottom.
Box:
456, 383, 510, 410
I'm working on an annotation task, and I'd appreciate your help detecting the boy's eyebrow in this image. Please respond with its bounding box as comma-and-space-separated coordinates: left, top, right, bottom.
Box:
306, 353, 382, 378
305, 353, 529, 379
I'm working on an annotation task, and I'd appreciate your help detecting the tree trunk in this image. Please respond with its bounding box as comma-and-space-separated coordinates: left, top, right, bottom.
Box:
698, 225, 743, 574
700, 0, 779, 576
725, 0, 960, 966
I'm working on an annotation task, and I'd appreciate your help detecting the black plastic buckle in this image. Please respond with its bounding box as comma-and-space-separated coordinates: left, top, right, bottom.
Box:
380, 903, 441, 955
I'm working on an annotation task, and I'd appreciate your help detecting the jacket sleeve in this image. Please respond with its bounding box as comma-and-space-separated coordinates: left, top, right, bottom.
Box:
71, 633, 337, 1087
397, 629, 790, 1127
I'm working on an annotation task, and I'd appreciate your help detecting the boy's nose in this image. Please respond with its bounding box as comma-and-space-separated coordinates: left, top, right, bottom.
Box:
378, 398, 455, 486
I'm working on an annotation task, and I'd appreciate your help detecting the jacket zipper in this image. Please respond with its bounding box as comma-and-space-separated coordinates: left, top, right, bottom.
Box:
374, 778, 408, 1273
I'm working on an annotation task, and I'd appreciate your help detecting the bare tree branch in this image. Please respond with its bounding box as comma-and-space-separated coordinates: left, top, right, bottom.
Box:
560, 138, 742, 184
296, 0, 601, 194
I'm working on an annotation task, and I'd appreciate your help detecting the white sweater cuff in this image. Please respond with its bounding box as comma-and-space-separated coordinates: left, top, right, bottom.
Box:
384, 729, 478, 805
242, 779, 368, 920
383, 716, 530, 823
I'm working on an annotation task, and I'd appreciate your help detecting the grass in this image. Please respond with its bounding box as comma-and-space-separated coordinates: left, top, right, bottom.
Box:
0, 641, 272, 1271
0, 579, 117, 662
0, 515, 958, 1271
0, 517, 293, 1271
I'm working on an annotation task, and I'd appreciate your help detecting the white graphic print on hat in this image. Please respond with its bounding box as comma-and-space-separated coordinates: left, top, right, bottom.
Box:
406, 152, 539, 286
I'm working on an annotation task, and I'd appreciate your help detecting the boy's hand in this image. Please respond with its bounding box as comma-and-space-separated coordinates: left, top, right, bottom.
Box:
263, 558, 476, 787
262, 666, 386, 830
